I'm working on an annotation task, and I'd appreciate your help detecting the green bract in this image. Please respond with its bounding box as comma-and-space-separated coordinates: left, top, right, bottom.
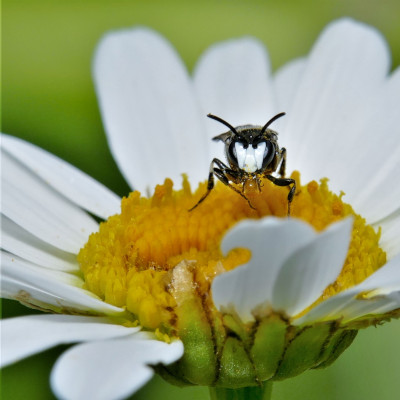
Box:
160, 272, 357, 388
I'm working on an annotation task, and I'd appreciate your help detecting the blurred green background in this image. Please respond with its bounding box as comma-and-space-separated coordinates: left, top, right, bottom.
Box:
2, 0, 400, 399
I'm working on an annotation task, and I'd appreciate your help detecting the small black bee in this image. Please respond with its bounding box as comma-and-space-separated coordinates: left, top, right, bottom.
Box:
189, 112, 296, 215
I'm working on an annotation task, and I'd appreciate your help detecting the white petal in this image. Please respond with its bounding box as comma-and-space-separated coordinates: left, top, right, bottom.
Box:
294, 287, 360, 325
212, 217, 316, 322
1, 252, 124, 316
1, 314, 139, 367
1, 134, 121, 219
272, 218, 353, 316
51, 333, 184, 400
1, 150, 98, 253
273, 57, 306, 122
283, 19, 391, 196
337, 291, 400, 322
348, 67, 400, 222
296, 254, 400, 324
1, 215, 79, 272
377, 212, 400, 259
356, 253, 400, 290
299, 287, 400, 326
193, 37, 277, 162
93, 27, 208, 193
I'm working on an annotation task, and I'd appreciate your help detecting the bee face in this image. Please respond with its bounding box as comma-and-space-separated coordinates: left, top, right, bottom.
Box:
225, 126, 277, 173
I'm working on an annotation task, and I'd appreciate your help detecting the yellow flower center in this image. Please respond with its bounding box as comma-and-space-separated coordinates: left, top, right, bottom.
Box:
78, 172, 386, 332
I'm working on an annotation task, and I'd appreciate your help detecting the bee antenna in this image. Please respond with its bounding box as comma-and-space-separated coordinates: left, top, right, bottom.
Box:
260, 112, 286, 134
207, 114, 239, 136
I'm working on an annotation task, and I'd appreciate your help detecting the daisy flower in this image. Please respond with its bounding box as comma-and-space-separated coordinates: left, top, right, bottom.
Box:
1, 18, 400, 400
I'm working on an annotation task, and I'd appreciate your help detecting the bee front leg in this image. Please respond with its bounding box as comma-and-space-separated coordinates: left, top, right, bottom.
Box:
214, 169, 256, 210
278, 147, 287, 178
188, 158, 221, 211
265, 174, 296, 216
189, 158, 239, 211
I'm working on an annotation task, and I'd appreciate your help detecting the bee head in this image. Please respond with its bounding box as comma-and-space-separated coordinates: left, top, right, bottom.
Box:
208, 112, 285, 173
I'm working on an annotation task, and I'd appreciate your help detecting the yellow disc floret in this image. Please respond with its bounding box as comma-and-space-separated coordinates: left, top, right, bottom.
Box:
78, 173, 386, 331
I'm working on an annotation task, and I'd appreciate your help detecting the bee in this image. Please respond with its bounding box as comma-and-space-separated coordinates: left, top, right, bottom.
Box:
189, 112, 296, 215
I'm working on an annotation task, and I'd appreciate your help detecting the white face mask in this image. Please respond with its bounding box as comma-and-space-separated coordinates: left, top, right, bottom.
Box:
235, 141, 267, 173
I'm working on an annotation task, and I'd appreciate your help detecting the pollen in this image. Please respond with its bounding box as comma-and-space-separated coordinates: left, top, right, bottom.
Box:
78, 172, 385, 331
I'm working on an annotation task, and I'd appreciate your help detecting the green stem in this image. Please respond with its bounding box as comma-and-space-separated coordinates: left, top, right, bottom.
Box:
209, 381, 273, 400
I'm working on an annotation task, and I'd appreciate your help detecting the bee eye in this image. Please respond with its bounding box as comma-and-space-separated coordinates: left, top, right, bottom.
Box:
262, 140, 275, 168
228, 140, 245, 165
228, 141, 237, 164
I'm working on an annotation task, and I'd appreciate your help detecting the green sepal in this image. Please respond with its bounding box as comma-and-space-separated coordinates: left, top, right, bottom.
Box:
222, 313, 251, 344
313, 329, 357, 369
218, 337, 257, 388
250, 315, 287, 381
166, 262, 218, 385
274, 322, 332, 380
153, 364, 195, 387
167, 298, 217, 385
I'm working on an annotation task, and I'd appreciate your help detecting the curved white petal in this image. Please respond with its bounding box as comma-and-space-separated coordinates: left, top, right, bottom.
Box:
272, 218, 353, 316
1, 151, 98, 253
51, 333, 184, 400
1, 252, 124, 316
1, 216, 78, 272
377, 212, 400, 259
273, 57, 306, 133
338, 291, 400, 322
283, 19, 391, 201
296, 253, 400, 325
348, 67, 400, 222
356, 253, 400, 290
1, 314, 139, 367
93, 27, 208, 193
193, 37, 277, 162
212, 217, 316, 322
1, 134, 121, 219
